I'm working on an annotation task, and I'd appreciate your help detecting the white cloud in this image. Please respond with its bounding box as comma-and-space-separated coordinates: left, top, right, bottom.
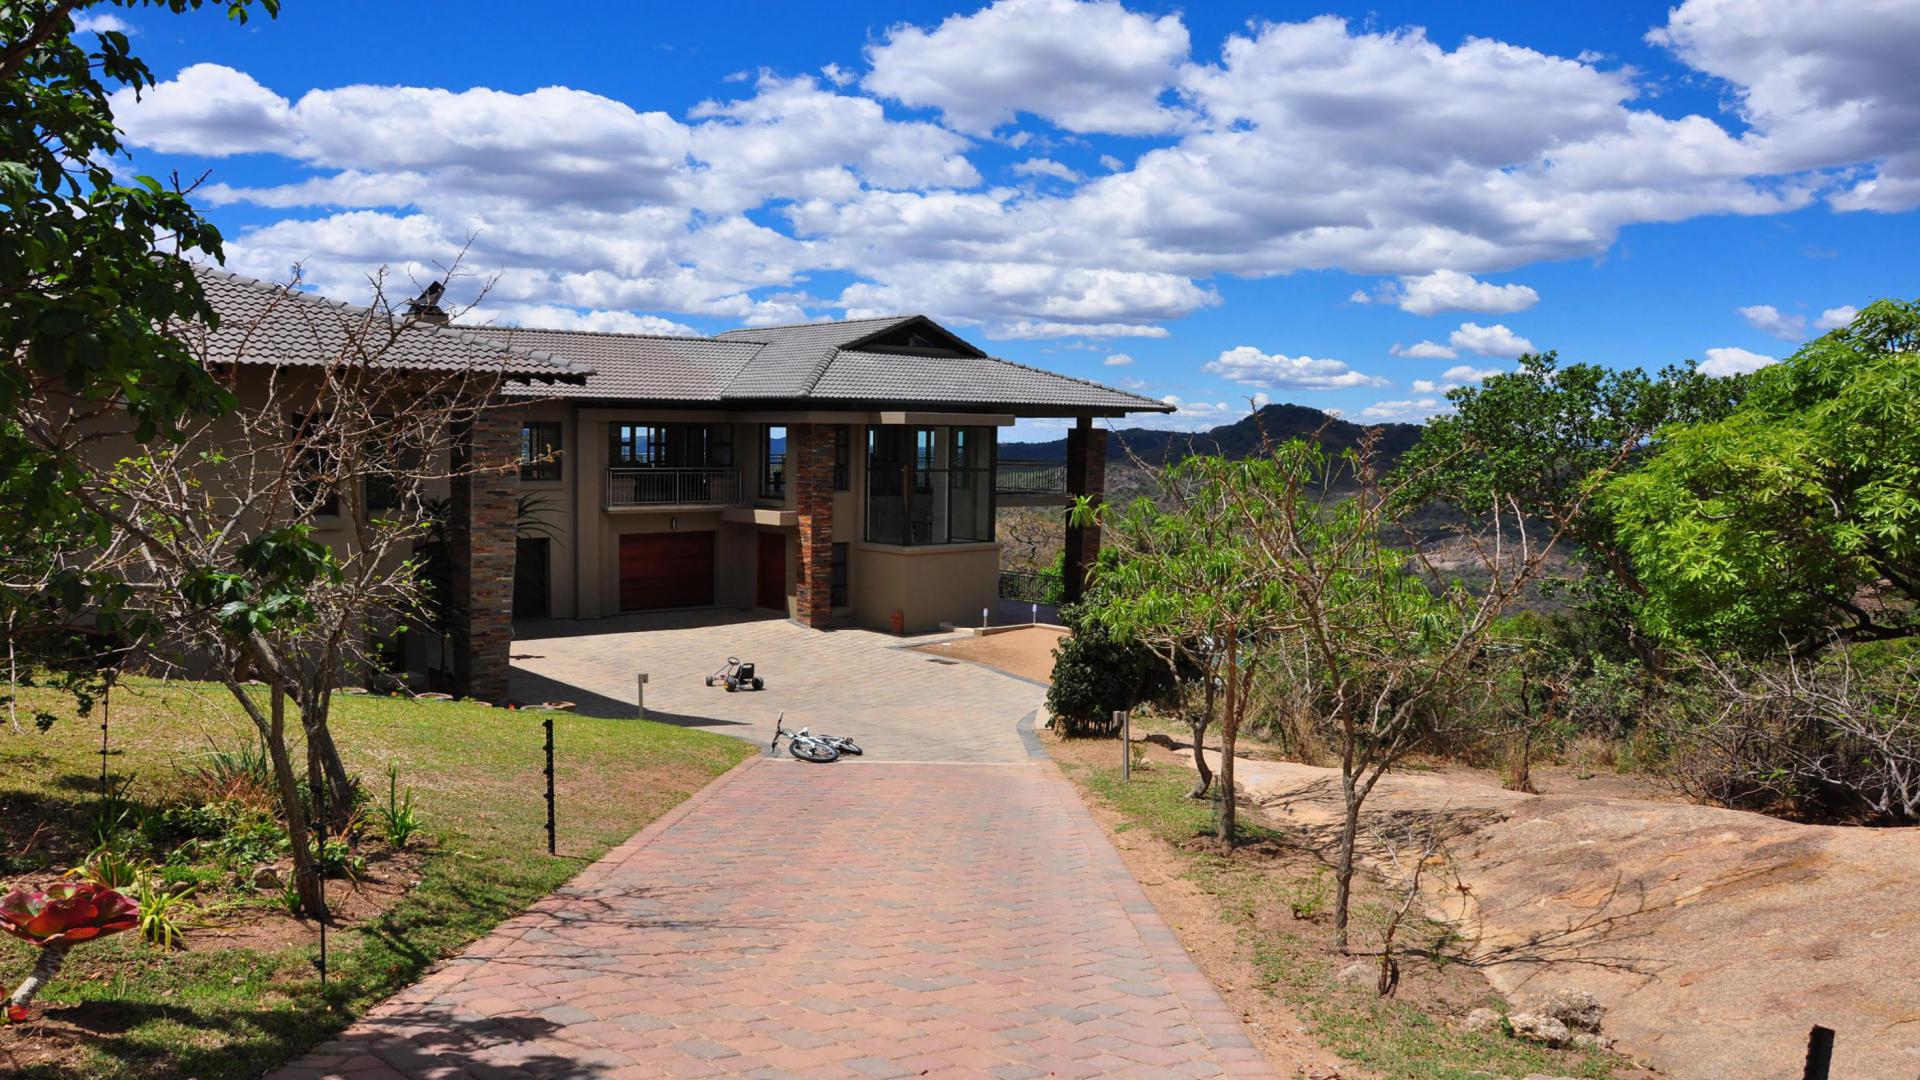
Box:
1699, 346, 1777, 376
1737, 303, 1806, 341
1102, 353, 1135, 366
1391, 340, 1458, 360
1651, 0, 1920, 212
1203, 346, 1388, 390
1440, 364, 1507, 383
72, 12, 133, 33
1011, 157, 1082, 182
992, 320, 1171, 340
1098, 153, 1124, 171
820, 62, 857, 87
1816, 305, 1859, 331
485, 305, 700, 336
1359, 398, 1449, 423
863, 0, 1190, 135
1449, 322, 1534, 358
1382, 270, 1539, 316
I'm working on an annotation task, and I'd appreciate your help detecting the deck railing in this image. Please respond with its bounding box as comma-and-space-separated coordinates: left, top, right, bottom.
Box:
605, 467, 743, 508
995, 458, 1069, 496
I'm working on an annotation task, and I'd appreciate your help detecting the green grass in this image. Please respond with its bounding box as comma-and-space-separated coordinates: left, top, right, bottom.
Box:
1073, 763, 1624, 1080
0, 678, 752, 1079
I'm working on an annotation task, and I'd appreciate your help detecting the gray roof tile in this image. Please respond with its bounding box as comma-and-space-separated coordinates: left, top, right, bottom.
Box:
813, 349, 1169, 412
483, 327, 760, 400
191, 267, 586, 382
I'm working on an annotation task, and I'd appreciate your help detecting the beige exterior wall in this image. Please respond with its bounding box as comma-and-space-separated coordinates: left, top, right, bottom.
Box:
509, 405, 1010, 634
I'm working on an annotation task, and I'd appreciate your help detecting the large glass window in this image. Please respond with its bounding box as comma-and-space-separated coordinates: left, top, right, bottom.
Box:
761, 425, 787, 499
520, 421, 563, 481
609, 423, 730, 468
865, 425, 994, 545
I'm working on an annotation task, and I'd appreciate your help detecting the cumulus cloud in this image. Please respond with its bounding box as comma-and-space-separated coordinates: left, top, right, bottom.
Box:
1738, 303, 1806, 340
1011, 157, 1082, 182
1375, 270, 1539, 316
485, 306, 700, 336
1449, 322, 1534, 358
1358, 398, 1448, 423
1816, 305, 1859, 331
1699, 345, 1777, 376
1391, 340, 1458, 360
1440, 364, 1506, 383
101, 3, 1920, 337
863, 0, 1190, 135
72, 11, 133, 33
1103, 353, 1135, 366
1203, 346, 1388, 390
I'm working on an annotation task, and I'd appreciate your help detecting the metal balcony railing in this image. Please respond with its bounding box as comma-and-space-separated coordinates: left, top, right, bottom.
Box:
995, 458, 1069, 496
605, 467, 743, 508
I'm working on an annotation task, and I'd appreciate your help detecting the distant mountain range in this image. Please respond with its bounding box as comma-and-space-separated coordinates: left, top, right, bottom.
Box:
1001, 403, 1424, 465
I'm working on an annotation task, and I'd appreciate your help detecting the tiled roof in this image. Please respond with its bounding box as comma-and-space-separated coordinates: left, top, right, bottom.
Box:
190, 268, 587, 382
481, 327, 759, 399
712, 315, 923, 398
484, 313, 1170, 414
812, 350, 1170, 412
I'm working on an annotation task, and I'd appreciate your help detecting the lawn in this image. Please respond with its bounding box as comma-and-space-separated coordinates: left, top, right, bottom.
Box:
0, 678, 752, 1079
1053, 747, 1630, 1080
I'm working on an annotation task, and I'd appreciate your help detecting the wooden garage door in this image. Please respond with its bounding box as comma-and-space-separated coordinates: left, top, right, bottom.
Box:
618, 532, 715, 611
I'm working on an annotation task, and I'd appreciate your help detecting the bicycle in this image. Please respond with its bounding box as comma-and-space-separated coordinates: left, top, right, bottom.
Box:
770, 712, 862, 763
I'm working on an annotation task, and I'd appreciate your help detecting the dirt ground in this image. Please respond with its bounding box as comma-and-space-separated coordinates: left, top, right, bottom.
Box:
911, 624, 1065, 684
1172, 742, 1920, 1080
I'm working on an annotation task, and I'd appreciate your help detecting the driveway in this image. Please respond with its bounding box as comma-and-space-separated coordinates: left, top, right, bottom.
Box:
508, 610, 1045, 763
277, 612, 1275, 1078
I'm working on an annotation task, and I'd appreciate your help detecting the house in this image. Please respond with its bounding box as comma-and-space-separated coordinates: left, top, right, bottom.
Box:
174, 269, 1171, 701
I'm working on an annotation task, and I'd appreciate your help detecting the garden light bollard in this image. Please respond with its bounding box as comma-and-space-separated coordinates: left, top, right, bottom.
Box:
1116, 709, 1131, 781
543, 715, 557, 855
1802, 1025, 1834, 1080
636, 672, 648, 720
1032, 602, 1039, 625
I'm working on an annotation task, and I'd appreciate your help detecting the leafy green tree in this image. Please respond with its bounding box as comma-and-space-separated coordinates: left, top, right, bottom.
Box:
1606, 301, 1920, 651
1393, 352, 1747, 660
2, 1, 277, 680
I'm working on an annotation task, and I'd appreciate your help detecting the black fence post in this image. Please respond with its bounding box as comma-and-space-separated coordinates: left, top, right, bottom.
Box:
1803, 1025, 1834, 1080
543, 715, 556, 855
98, 679, 110, 805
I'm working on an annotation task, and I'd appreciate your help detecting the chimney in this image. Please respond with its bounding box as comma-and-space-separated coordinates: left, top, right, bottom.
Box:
405, 280, 449, 326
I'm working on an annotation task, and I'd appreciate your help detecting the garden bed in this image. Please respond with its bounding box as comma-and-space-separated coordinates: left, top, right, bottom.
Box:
0, 679, 751, 1079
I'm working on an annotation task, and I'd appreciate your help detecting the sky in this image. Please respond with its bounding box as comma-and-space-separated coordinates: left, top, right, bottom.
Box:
86, 0, 1920, 438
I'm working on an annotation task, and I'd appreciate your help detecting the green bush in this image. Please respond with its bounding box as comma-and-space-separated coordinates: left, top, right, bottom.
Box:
1046, 602, 1173, 736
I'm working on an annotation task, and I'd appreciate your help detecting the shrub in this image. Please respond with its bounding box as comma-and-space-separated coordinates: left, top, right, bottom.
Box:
1045, 602, 1173, 736
378, 762, 423, 848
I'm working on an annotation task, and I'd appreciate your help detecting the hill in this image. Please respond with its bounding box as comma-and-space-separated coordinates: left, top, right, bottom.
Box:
1000, 403, 1423, 465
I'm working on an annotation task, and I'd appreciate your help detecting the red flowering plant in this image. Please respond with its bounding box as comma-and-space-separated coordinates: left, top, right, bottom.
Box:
1, 881, 140, 1022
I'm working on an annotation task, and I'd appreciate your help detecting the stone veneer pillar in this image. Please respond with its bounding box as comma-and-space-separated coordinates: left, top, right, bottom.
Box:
791, 423, 836, 628
449, 406, 520, 702
1062, 419, 1107, 605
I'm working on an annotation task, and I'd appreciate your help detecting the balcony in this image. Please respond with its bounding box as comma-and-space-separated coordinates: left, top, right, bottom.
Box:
995, 458, 1069, 498
605, 467, 743, 509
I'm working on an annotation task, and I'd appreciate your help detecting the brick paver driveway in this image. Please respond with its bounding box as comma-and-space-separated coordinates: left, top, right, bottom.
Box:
508, 610, 1044, 763
278, 612, 1274, 1079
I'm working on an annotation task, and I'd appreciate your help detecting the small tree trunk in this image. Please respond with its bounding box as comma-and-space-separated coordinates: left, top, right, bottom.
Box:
1333, 780, 1361, 954
1217, 638, 1239, 844
269, 688, 329, 920
1188, 679, 1216, 798
8, 942, 71, 1013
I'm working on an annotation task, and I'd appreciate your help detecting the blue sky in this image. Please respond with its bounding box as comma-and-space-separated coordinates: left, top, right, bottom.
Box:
91, 0, 1920, 437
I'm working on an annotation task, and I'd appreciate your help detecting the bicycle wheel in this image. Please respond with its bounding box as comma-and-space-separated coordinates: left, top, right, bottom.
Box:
834, 740, 863, 756
789, 739, 839, 763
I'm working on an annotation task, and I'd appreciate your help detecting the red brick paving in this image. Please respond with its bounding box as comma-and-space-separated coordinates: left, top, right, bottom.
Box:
273, 757, 1275, 1079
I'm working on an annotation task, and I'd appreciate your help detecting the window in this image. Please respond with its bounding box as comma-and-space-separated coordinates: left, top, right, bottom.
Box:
520, 421, 563, 481
830, 542, 849, 607
865, 425, 994, 545
290, 413, 338, 517
832, 425, 852, 492
608, 423, 730, 467
761, 425, 787, 499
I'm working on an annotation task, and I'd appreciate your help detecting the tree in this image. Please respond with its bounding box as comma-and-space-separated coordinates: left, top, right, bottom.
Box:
1080, 455, 1295, 838
1393, 352, 1746, 661
2, 0, 277, 707
13, 268, 523, 919
1606, 301, 1920, 652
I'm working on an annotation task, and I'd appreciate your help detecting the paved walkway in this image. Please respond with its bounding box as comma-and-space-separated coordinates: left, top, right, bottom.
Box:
278, 613, 1274, 1079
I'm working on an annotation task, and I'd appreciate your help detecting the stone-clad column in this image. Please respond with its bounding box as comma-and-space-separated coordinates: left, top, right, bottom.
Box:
791, 423, 836, 628
1062, 418, 1107, 605
450, 405, 520, 702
